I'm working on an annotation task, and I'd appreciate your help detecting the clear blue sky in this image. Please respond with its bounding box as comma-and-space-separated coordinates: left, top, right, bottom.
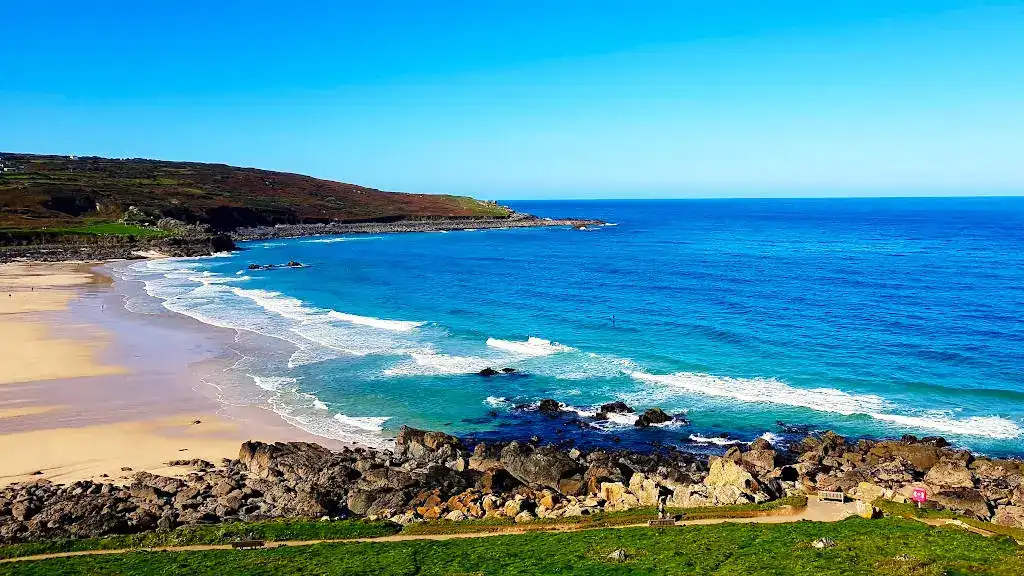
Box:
3, 1, 1022, 199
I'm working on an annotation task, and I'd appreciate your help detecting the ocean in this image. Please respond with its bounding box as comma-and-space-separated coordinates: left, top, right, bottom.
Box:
112, 198, 1024, 456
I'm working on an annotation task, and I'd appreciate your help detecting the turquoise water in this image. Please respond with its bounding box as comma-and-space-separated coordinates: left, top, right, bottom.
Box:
116, 198, 1024, 455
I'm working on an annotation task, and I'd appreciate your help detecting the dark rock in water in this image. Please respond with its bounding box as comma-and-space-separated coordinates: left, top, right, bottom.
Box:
537, 399, 561, 414
247, 263, 261, 270
477, 367, 499, 377
500, 367, 517, 374
593, 412, 609, 421
776, 421, 812, 435
286, 261, 303, 267
599, 401, 634, 415
922, 436, 951, 448
634, 408, 672, 427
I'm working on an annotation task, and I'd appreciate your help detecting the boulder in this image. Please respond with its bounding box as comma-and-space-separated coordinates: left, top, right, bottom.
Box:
514, 511, 535, 523
924, 461, 975, 489
477, 368, 499, 377
394, 426, 464, 461
600, 482, 640, 511
476, 469, 520, 493
346, 490, 378, 516
741, 449, 777, 474
499, 442, 578, 492
852, 482, 887, 503
933, 488, 991, 520
627, 473, 660, 506
582, 459, 625, 495
868, 441, 941, 473
238, 441, 338, 480
705, 457, 758, 491
634, 408, 672, 428
971, 459, 1023, 483
993, 506, 1024, 529
356, 467, 417, 492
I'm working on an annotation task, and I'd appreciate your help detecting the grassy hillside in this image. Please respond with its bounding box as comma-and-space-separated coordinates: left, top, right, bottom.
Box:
0, 153, 510, 232
2, 518, 1021, 575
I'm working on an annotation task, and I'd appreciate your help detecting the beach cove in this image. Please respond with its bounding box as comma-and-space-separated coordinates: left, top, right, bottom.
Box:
0, 262, 346, 487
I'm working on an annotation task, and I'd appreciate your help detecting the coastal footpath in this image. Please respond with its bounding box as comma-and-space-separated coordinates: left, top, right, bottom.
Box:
2, 423, 1022, 544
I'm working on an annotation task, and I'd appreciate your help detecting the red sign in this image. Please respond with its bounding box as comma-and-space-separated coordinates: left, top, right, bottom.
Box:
911, 488, 928, 503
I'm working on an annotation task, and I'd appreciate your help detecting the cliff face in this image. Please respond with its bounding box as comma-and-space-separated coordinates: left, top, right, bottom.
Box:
0, 153, 510, 232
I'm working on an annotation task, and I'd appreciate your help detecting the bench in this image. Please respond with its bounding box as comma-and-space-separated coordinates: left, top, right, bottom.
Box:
818, 490, 845, 503
648, 519, 676, 527
230, 540, 266, 550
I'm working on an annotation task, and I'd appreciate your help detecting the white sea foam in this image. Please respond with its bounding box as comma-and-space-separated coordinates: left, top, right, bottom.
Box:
630, 371, 888, 415
327, 311, 424, 332
248, 375, 299, 391
688, 434, 745, 446
232, 288, 322, 321
303, 236, 383, 244
632, 371, 1023, 439
486, 336, 576, 357
334, 414, 390, 432
871, 413, 1022, 440
484, 396, 510, 408
384, 352, 494, 376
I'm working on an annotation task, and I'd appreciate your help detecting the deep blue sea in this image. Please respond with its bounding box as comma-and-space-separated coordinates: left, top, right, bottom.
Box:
116, 198, 1024, 456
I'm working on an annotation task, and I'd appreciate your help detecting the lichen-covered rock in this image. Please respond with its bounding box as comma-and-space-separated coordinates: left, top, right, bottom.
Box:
924, 461, 975, 489
993, 506, 1024, 529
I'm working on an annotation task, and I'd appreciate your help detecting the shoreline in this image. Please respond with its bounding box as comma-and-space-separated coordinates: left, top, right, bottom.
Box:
0, 261, 352, 487
230, 215, 607, 242
1, 214, 606, 264
0, 262, 1022, 542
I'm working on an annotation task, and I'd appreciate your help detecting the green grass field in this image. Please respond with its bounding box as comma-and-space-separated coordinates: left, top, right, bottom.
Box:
1, 517, 1021, 575
0, 519, 399, 560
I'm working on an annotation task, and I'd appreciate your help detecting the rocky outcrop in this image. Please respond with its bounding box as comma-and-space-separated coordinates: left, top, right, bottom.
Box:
499, 442, 579, 491
634, 408, 672, 428
2, 427, 1022, 545
537, 399, 562, 414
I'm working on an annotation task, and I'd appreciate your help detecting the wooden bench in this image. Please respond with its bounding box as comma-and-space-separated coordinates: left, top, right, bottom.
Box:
648, 519, 676, 527
230, 540, 266, 550
818, 490, 845, 503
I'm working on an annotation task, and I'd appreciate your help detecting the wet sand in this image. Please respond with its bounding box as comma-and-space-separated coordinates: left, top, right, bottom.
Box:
0, 261, 340, 486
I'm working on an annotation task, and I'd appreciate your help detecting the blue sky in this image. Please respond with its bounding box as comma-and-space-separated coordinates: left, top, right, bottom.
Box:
2, 1, 1023, 199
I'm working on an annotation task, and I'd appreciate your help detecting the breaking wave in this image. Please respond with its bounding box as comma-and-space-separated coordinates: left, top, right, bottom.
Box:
486, 336, 576, 356
631, 371, 1022, 440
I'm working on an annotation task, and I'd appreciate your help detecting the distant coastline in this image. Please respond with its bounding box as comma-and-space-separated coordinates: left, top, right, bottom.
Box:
231, 213, 606, 242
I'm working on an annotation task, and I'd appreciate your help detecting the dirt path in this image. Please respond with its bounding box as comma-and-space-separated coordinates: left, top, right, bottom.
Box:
0, 499, 870, 565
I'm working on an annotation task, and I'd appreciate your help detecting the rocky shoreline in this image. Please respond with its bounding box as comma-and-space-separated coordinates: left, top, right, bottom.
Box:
231, 213, 606, 242
1, 213, 604, 263
0, 234, 237, 264
2, 424, 1021, 544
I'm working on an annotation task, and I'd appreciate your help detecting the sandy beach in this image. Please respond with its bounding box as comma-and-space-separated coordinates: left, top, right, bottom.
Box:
0, 261, 327, 486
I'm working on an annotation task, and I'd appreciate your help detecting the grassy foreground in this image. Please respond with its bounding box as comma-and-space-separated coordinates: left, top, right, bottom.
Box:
0, 520, 400, 560
3, 517, 1023, 575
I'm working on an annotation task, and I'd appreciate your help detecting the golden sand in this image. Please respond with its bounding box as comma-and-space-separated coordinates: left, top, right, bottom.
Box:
0, 262, 255, 485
